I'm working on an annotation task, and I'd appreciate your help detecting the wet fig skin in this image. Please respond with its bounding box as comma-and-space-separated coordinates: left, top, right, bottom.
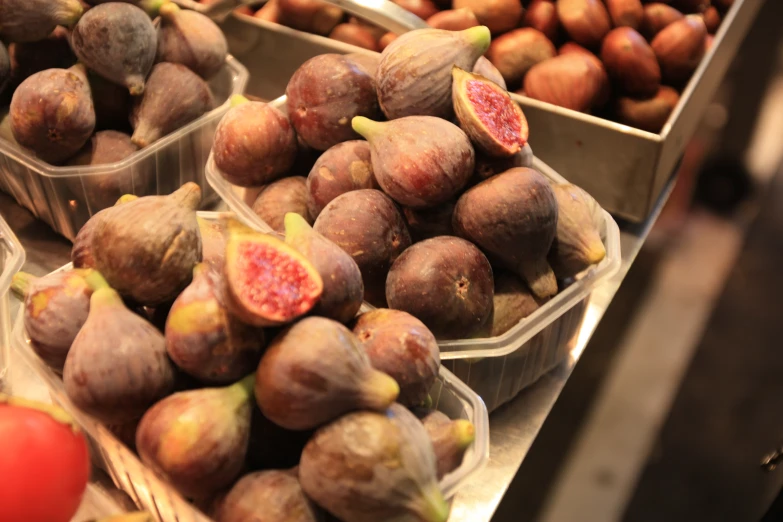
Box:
306, 140, 377, 218
252, 176, 311, 233
0, 0, 83, 43
156, 3, 228, 80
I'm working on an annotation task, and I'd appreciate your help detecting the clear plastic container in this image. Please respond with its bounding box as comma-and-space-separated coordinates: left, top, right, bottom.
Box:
10, 211, 489, 522
0, 214, 25, 387
0, 56, 249, 242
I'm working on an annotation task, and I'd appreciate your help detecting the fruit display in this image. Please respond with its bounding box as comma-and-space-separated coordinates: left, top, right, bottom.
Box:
234, 0, 733, 133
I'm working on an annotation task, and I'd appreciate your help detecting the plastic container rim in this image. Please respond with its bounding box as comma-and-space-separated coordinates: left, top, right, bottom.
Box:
0, 215, 25, 299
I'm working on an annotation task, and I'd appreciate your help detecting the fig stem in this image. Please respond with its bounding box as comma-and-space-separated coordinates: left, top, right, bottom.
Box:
230, 94, 250, 108
0, 393, 82, 433
158, 1, 180, 19
55, 0, 85, 28
228, 374, 257, 407
168, 182, 202, 210
351, 116, 383, 139
90, 287, 125, 308
10, 272, 36, 298
360, 370, 400, 410
283, 212, 311, 242
141, 0, 170, 17
68, 63, 89, 82
116, 194, 139, 206
418, 482, 451, 522
453, 419, 476, 449
79, 269, 110, 292
461, 26, 491, 54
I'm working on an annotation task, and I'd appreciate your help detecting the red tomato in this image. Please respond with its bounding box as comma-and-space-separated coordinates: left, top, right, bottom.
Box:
0, 396, 91, 522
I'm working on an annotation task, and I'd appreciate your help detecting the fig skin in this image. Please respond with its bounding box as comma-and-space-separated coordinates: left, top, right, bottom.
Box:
427, 8, 479, 31
286, 54, 381, 151
605, 0, 644, 29
453, 0, 522, 34
353, 116, 475, 208
70, 3, 157, 95
90, 183, 203, 306
329, 24, 378, 52
214, 469, 324, 522
63, 288, 176, 424
0, 0, 83, 43
416, 409, 475, 479
255, 316, 400, 430
130, 62, 215, 148
485, 28, 556, 90
392, 0, 439, 19
472, 56, 507, 90
548, 183, 606, 279
522, 0, 559, 42
386, 236, 494, 340
402, 201, 455, 242
214, 97, 298, 188
314, 189, 412, 307
285, 213, 364, 325
306, 140, 377, 218
10, 65, 95, 164
523, 53, 607, 113
66, 130, 138, 167
651, 15, 707, 84
376, 26, 491, 120
353, 309, 440, 407
136, 374, 255, 500
277, 0, 343, 36
156, 3, 228, 80
88, 71, 132, 132
165, 264, 266, 385
299, 404, 449, 522
345, 52, 380, 79
71, 194, 138, 269
485, 270, 545, 337
252, 177, 312, 233
453, 167, 559, 299
641, 3, 685, 40
557, 0, 611, 49
601, 27, 661, 97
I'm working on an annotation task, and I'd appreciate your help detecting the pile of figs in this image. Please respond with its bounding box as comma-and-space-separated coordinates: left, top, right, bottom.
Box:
213, 26, 608, 341
235, 0, 732, 133
0, 0, 228, 168
14, 182, 478, 522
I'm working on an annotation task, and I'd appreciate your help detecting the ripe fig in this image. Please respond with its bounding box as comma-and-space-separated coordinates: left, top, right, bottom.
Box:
402, 201, 455, 242
156, 3, 228, 80
66, 130, 138, 167
130, 62, 214, 148
0, 0, 83, 43
287, 54, 381, 151
376, 26, 490, 120
452, 67, 529, 158
255, 316, 400, 430
416, 409, 475, 479
6, 27, 76, 85
548, 184, 606, 279
223, 217, 323, 327
71, 195, 138, 269
605, 0, 644, 29
313, 189, 411, 307
352, 115, 475, 208
472, 56, 507, 90
453, 168, 559, 299
601, 27, 661, 97
641, 3, 684, 39
252, 177, 312, 233
63, 287, 176, 423
214, 469, 324, 522
345, 52, 380, 79
71, 3, 157, 95
485, 28, 556, 89
426, 8, 480, 31
651, 15, 707, 84
522, 0, 559, 42
473, 144, 534, 182
10, 64, 95, 164
136, 374, 255, 500
285, 213, 364, 324
393, 0, 439, 19
453, 0, 522, 34
386, 236, 494, 339
278, 0, 343, 35
353, 309, 440, 407
702, 6, 720, 34
557, 0, 611, 48
299, 404, 449, 522
165, 264, 265, 384
13, 269, 108, 372
329, 24, 378, 51
486, 270, 544, 336
88, 71, 132, 132
523, 53, 607, 113
306, 140, 376, 218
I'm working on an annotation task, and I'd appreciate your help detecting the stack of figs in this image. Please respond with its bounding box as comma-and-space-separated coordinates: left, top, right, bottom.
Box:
213, 26, 608, 341
14, 182, 479, 521
235, 0, 732, 133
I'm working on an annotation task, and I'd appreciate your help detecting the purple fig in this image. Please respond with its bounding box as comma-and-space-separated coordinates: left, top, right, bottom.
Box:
306, 140, 377, 218
66, 130, 138, 167
71, 194, 138, 269
548, 184, 606, 279
472, 56, 506, 89
485, 270, 545, 336
156, 3, 228, 80
252, 176, 311, 233
415, 409, 475, 479
0, 0, 83, 43
345, 52, 380, 79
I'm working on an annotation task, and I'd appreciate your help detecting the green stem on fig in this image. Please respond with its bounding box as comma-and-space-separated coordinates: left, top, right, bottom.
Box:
192, 262, 208, 279
90, 287, 125, 308
55, 0, 84, 28
228, 374, 257, 407
452, 419, 475, 450
0, 393, 82, 433
283, 212, 311, 243
115, 194, 139, 206
10, 272, 35, 298
230, 94, 250, 108
361, 370, 400, 410
156, 1, 179, 19
351, 116, 383, 139
462, 25, 491, 54
417, 482, 451, 522
79, 269, 110, 292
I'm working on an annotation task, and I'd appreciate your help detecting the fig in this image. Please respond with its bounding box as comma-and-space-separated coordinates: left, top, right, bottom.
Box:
136, 374, 255, 500
285, 213, 364, 324
352, 115, 474, 208
63, 287, 176, 423
641, 3, 684, 39
299, 404, 449, 522
453, 168, 559, 299
71, 3, 157, 95
548, 183, 606, 279
66, 130, 138, 167
473, 144, 534, 182
6, 27, 76, 85
485, 28, 556, 89
345, 52, 380, 79
130, 62, 214, 148
252, 177, 311, 233
522, 0, 559, 42
453, 0, 522, 34
223, 217, 323, 327
523, 53, 607, 113
313, 189, 412, 307
214, 469, 324, 522
702, 6, 720, 33
378, 32, 397, 51
353, 309, 440, 407
329, 24, 378, 51
452, 67, 529, 158
393, 0, 439, 19
0, 0, 83, 43
286, 54, 380, 151
605, 0, 644, 29
12, 269, 107, 372
198, 218, 226, 270
278, 0, 343, 35
426, 8, 479, 31
416, 409, 475, 479
165, 264, 265, 384
386, 236, 494, 339
254, 0, 281, 22
10, 64, 95, 164
651, 15, 707, 84
486, 271, 544, 336
376, 26, 490, 120
255, 316, 399, 430
472, 56, 507, 90
306, 140, 377, 218
601, 27, 661, 97
88, 71, 132, 132
89, 183, 202, 306
557, 0, 611, 48
156, 3, 228, 80
402, 201, 455, 242
71, 195, 138, 269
